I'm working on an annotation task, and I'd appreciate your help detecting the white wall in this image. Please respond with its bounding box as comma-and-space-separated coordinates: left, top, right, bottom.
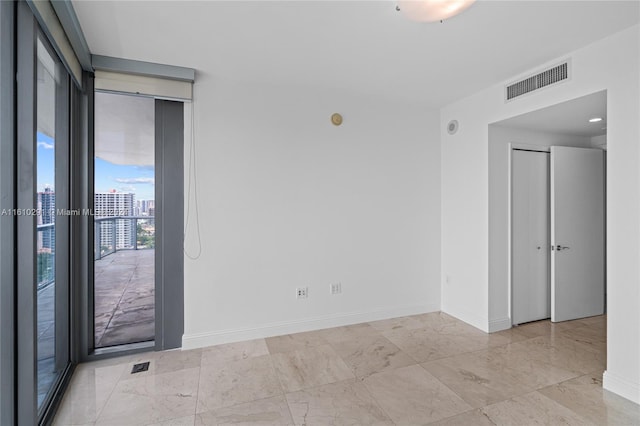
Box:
488, 126, 592, 332
591, 134, 607, 150
183, 77, 441, 348
441, 25, 640, 403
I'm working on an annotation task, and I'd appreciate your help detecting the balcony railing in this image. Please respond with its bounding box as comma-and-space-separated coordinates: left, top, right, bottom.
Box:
37, 222, 55, 290
94, 216, 155, 261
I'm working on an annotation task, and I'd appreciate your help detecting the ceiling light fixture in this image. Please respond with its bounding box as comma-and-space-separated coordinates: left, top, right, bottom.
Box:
397, 0, 476, 22
589, 117, 603, 123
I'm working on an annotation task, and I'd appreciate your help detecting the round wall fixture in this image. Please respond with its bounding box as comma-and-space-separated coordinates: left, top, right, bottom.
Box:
447, 120, 459, 135
331, 113, 343, 126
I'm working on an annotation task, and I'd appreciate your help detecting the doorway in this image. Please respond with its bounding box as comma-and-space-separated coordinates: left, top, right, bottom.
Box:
93, 92, 156, 349
85, 80, 186, 356
496, 91, 608, 325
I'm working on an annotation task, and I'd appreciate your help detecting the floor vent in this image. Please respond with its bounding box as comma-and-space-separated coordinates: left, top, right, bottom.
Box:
131, 361, 150, 374
506, 61, 569, 101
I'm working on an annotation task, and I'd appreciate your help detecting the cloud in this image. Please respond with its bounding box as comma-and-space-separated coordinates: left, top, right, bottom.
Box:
37, 141, 54, 149
114, 177, 154, 185
119, 185, 136, 192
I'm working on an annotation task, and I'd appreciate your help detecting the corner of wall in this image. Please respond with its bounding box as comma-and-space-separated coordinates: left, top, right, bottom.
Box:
603, 371, 640, 405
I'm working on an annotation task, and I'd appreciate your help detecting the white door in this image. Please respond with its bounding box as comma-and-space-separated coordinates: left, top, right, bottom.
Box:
551, 146, 605, 322
512, 150, 550, 325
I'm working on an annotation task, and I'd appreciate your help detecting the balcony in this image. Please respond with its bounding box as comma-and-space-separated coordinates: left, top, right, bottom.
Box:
94, 248, 154, 347
94, 217, 155, 348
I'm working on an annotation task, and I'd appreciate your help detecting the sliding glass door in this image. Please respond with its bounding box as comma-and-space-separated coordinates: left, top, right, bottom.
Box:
35, 34, 70, 411
16, 3, 73, 422
93, 91, 156, 349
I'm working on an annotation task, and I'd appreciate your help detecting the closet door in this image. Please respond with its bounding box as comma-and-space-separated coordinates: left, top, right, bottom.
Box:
512, 150, 550, 325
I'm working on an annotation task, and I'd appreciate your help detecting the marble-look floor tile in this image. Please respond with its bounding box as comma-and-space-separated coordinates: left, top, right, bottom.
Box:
195, 396, 292, 426
382, 328, 466, 363
481, 391, 592, 425
383, 325, 509, 363
559, 325, 607, 351
330, 334, 415, 378
422, 350, 533, 408
538, 372, 640, 425
363, 365, 472, 425
152, 349, 203, 376
509, 335, 605, 376
286, 379, 393, 426
490, 327, 531, 344
146, 415, 196, 426
197, 355, 282, 413
467, 343, 580, 390
54, 362, 127, 425
271, 344, 354, 393
577, 314, 606, 328
195, 395, 293, 426
96, 367, 200, 426
200, 339, 269, 366
118, 349, 202, 380
315, 323, 380, 343
412, 312, 459, 329
427, 409, 496, 426
266, 330, 328, 354
56, 313, 619, 426
416, 317, 486, 335
512, 318, 586, 338
53, 422, 95, 426
368, 315, 426, 332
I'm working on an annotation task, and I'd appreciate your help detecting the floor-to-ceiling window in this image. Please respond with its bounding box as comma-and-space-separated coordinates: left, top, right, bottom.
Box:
15, 2, 76, 423
93, 92, 156, 349
35, 34, 65, 409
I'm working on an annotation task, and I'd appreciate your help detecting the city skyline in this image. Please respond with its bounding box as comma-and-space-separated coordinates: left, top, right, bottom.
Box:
37, 132, 155, 200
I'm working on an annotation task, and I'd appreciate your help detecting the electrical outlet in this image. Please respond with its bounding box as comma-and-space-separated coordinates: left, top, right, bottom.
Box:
330, 282, 342, 294
296, 287, 308, 299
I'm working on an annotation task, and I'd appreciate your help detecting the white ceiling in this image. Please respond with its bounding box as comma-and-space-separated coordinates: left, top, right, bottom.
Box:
493, 90, 607, 137
72, 1, 639, 107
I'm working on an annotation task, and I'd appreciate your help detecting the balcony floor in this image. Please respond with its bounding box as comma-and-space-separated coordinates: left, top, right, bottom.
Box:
95, 249, 155, 348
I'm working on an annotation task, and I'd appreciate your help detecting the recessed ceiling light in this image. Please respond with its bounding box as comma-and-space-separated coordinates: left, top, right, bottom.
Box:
589, 117, 603, 123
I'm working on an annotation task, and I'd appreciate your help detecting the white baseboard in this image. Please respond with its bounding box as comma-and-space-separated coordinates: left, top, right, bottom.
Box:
182, 303, 439, 350
488, 317, 512, 333
603, 370, 640, 404
441, 305, 489, 332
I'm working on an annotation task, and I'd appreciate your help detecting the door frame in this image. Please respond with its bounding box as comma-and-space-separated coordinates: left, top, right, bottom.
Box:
508, 142, 607, 325
16, 2, 74, 422
82, 91, 185, 360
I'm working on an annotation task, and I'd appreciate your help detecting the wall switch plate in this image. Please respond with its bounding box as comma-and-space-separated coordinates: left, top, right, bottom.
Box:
330, 282, 342, 294
296, 287, 308, 299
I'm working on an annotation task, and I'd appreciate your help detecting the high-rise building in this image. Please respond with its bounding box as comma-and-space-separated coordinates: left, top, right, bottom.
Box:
136, 199, 155, 216
37, 187, 56, 250
94, 191, 136, 249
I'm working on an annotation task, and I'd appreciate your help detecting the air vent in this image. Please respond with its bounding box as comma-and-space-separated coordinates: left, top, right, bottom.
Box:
131, 361, 150, 374
506, 62, 569, 101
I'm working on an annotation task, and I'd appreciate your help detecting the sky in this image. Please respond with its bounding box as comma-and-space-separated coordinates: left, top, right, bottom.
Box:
37, 132, 155, 201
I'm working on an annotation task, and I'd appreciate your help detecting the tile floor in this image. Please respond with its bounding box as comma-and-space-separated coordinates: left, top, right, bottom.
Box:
53, 312, 640, 426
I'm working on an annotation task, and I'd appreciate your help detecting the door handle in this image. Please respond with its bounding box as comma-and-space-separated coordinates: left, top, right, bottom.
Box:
554, 245, 570, 251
